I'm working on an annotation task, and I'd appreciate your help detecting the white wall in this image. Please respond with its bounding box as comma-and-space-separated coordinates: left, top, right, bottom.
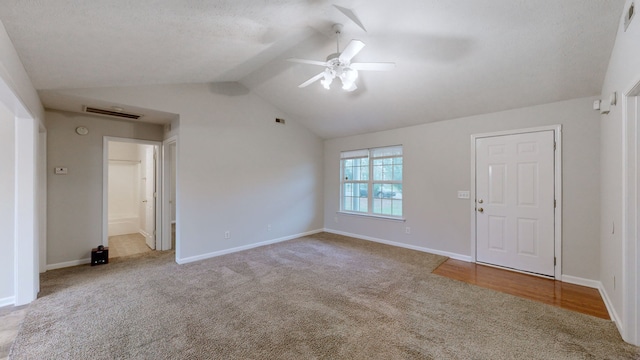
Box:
48, 83, 325, 263
108, 142, 142, 236
599, 0, 640, 344
170, 143, 176, 223
0, 22, 43, 123
0, 20, 45, 306
46, 111, 164, 267
325, 97, 601, 281
0, 101, 15, 305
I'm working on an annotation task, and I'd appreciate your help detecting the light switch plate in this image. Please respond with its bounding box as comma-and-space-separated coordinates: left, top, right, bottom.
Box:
54, 167, 68, 175
457, 191, 470, 199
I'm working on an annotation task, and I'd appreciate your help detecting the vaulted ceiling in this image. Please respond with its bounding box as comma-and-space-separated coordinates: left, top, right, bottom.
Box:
0, 0, 625, 138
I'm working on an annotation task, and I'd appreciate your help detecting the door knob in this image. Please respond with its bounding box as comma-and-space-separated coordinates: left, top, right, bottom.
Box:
477, 207, 484, 213
478, 199, 484, 204
142, 200, 148, 203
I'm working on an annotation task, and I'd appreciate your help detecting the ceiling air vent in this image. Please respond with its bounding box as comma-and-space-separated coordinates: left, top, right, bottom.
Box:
83, 106, 142, 120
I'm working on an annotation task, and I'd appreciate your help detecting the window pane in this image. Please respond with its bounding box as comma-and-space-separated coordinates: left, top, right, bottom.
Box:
391, 199, 403, 216
341, 146, 402, 217
383, 164, 393, 181
359, 163, 369, 180
343, 183, 367, 213
343, 161, 368, 181
393, 164, 402, 181
358, 183, 368, 198
343, 166, 353, 181
394, 184, 403, 199
372, 183, 396, 198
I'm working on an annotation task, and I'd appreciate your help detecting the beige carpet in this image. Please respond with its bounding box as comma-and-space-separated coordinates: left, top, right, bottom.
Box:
108, 233, 152, 258
9, 233, 640, 359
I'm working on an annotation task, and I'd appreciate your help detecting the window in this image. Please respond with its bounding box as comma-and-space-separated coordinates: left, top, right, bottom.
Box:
340, 145, 403, 218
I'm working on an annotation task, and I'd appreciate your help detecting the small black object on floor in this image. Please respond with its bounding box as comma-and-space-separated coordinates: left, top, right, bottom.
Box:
91, 246, 108, 266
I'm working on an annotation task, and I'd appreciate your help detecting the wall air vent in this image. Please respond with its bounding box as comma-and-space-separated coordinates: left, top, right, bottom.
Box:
625, 2, 635, 31
83, 106, 142, 120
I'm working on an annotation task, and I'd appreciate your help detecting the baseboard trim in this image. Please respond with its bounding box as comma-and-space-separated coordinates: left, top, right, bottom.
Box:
561, 275, 601, 289
176, 229, 324, 265
598, 282, 623, 331
323, 228, 472, 262
561, 275, 620, 327
0, 296, 15, 308
47, 258, 91, 270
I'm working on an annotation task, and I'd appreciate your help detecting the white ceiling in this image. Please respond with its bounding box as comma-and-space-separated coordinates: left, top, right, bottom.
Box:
0, 0, 625, 138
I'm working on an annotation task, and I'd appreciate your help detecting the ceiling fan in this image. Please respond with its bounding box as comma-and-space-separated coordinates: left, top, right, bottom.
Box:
287, 24, 395, 92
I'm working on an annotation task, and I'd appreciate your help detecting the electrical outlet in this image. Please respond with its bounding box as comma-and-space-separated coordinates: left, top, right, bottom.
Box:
54, 167, 68, 175
267, 224, 271, 232
405, 227, 410, 234
334, 216, 338, 223
224, 231, 230, 239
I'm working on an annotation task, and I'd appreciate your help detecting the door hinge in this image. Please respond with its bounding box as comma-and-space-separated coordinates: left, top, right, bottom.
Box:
554, 142, 556, 150
554, 199, 557, 208
554, 257, 557, 266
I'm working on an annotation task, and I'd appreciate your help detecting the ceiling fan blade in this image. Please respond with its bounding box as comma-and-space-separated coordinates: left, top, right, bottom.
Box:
351, 62, 396, 71
339, 40, 365, 63
333, 5, 367, 32
287, 58, 328, 67
298, 72, 326, 88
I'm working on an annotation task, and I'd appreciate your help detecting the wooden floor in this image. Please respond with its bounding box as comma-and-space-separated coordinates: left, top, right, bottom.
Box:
433, 259, 610, 320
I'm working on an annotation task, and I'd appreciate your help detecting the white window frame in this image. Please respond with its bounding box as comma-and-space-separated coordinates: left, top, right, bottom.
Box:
339, 145, 404, 220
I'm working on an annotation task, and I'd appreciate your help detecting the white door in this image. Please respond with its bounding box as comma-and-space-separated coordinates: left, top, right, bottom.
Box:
476, 131, 555, 276
143, 147, 156, 249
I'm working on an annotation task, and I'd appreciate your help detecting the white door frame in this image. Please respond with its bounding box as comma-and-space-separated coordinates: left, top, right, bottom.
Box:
0, 74, 41, 306
102, 137, 162, 249
161, 136, 177, 252
622, 80, 640, 346
470, 125, 562, 279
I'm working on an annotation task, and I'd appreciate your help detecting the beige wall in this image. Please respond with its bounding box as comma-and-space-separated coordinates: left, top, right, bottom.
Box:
325, 96, 601, 281
48, 83, 325, 263
46, 111, 164, 266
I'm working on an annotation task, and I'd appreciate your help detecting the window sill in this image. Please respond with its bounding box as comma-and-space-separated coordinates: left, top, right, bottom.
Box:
336, 211, 406, 222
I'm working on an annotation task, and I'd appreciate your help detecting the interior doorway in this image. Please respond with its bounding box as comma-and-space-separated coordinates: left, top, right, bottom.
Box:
103, 137, 162, 259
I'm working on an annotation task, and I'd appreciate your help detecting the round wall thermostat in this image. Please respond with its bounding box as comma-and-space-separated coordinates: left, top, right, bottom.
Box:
75, 126, 89, 135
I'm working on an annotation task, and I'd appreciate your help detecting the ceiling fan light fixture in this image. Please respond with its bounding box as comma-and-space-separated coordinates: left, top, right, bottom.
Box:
339, 67, 358, 91
288, 23, 394, 92
342, 81, 357, 92
321, 76, 333, 90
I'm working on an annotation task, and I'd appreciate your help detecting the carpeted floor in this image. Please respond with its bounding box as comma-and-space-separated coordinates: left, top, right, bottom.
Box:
9, 233, 640, 359
108, 233, 152, 258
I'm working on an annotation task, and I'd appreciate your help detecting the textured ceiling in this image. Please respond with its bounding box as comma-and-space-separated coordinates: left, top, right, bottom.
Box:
0, 0, 626, 138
